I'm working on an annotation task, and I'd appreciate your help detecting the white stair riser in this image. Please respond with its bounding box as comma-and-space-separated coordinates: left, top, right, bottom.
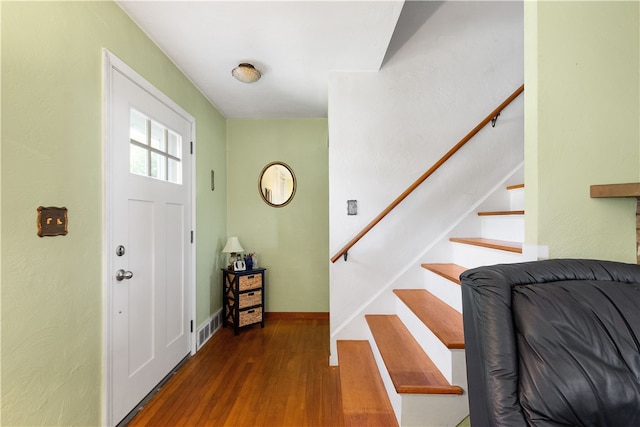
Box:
509, 187, 524, 210
423, 273, 462, 313
450, 350, 467, 389
451, 242, 523, 268
480, 215, 524, 241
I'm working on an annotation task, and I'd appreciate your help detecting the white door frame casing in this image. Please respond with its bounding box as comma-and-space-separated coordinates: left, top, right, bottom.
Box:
101, 49, 197, 427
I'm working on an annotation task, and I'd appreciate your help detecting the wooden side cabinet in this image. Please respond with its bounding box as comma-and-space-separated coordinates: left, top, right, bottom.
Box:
222, 268, 266, 335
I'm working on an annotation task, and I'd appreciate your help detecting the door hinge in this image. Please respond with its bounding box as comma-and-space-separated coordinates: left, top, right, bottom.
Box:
190, 320, 193, 333
191, 231, 194, 243
190, 141, 193, 154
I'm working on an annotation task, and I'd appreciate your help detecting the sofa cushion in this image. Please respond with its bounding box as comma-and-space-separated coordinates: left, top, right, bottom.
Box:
513, 279, 640, 426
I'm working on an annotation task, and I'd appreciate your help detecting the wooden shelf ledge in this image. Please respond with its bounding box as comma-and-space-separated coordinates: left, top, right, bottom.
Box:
590, 183, 640, 198
590, 183, 640, 265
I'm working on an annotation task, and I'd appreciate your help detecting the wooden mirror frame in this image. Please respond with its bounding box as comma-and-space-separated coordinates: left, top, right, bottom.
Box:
258, 161, 297, 208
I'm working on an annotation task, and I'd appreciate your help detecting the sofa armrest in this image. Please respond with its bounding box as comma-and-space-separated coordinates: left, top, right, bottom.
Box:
461, 259, 640, 427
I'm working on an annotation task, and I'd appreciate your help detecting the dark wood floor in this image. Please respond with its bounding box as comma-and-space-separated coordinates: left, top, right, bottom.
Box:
128, 318, 345, 426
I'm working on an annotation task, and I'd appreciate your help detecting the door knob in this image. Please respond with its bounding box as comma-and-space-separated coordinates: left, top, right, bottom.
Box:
115, 269, 134, 281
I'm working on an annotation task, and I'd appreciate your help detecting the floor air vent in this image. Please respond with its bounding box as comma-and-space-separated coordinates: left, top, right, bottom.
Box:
197, 310, 222, 351
197, 324, 210, 350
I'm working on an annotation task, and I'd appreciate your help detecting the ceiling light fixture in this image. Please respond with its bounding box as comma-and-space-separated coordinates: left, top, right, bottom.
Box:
231, 63, 261, 84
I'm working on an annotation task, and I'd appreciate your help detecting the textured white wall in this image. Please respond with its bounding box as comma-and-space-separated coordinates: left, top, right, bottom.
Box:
328, 1, 524, 346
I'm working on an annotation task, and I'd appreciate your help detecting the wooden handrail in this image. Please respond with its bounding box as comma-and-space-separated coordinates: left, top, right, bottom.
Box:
331, 84, 524, 263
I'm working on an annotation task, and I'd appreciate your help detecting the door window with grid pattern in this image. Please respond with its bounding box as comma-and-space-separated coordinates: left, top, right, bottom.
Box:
130, 109, 182, 184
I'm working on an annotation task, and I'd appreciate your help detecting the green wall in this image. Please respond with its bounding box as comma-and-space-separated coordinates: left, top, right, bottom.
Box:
525, 1, 640, 262
226, 119, 329, 313
1, 2, 226, 425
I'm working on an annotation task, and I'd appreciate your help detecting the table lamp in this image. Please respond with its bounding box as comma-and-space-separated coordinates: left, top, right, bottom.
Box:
222, 236, 244, 269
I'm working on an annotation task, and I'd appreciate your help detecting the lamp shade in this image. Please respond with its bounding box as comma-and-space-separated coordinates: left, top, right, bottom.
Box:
222, 236, 244, 253
231, 63, 261, 83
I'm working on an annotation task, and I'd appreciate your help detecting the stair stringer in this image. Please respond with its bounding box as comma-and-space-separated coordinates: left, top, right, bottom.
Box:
329, 162, 524, 366
330, 288, 397, 366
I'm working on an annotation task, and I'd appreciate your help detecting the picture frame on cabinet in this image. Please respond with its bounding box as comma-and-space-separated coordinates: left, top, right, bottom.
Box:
233, 260, 246, 271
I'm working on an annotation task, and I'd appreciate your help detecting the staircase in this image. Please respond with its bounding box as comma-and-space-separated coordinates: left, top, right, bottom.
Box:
337, 177, 527, 426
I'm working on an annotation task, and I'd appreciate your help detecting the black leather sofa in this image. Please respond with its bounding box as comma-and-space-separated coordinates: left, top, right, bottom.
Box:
460, 259, 640, 426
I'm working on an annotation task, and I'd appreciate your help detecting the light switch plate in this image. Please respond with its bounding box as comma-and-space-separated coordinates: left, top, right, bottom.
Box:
347, 200, 357, 215
37, 206, 68, 237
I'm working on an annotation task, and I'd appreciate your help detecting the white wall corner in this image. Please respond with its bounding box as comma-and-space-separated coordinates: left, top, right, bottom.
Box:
522, 242, 549, 261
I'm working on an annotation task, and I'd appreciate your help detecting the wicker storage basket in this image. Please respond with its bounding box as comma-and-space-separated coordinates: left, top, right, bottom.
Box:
239, 290, 262, 309
239, 308, 263, 327
238, 274, 262, 291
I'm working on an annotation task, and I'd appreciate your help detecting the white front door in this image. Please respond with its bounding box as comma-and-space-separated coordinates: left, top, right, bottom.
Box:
104, 52, 194, 426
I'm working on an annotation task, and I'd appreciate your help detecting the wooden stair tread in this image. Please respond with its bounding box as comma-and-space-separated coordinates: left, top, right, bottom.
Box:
507, 183, 524, 190
449, 237, 522, 253
477, 210, 524, 216
393, 289, 464, 349
421, 263, 466, 285
337, 340, 399, 427
366, 315, 464, 395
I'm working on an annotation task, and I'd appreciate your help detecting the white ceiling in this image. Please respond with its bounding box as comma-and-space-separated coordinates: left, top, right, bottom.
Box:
116, 0, 405, 119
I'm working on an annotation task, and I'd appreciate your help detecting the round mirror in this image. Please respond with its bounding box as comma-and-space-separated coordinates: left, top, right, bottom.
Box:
259, 162, 296, 207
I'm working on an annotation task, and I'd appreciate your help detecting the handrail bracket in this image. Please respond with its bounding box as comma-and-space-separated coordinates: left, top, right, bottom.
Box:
491, 112, 500, 127
343, 251, 348, 262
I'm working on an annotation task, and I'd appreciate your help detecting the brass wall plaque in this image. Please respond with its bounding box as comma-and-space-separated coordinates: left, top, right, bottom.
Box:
37, 206, 68, 237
